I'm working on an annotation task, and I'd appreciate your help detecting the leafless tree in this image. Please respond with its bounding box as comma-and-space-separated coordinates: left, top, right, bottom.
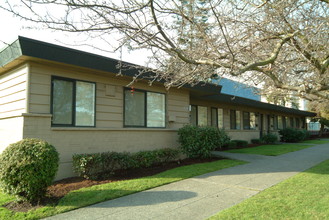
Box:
1, 0, 328, 101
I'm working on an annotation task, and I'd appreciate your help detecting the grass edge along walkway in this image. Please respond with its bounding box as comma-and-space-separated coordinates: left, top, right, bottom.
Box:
209, 159, 329, 220
225, 143, 315, 156
0, 159, 245, 220
301, 139, 329, 144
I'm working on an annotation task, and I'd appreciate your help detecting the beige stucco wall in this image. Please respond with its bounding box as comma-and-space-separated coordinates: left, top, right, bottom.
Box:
0, 64, 28, 118
0, 117, 24, 153
22, 114, 179, 180
0, 64, 29, 153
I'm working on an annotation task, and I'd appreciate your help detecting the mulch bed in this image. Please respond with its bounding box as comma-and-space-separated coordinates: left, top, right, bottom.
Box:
3, 157, 220, 213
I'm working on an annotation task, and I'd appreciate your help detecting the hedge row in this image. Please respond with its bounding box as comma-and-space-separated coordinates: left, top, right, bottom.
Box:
73, 148, 181, 180
279, 128, 310, 142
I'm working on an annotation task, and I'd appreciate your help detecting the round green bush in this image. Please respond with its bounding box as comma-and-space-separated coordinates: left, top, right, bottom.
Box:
178, 125, 230, 158
279, 128, 309, 142
0, 138, 59, 203
261, 133, 278, 144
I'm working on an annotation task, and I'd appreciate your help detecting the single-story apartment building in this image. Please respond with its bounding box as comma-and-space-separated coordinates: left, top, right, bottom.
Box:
0, 37, 316, 180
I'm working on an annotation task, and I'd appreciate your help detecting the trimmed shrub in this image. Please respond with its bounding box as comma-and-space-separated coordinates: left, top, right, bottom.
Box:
0, 138, 59, 203
227, 141, 237, 149
178, 125, 230, 158
261, 133, 278, 144
279, 128, 310, 142
232, 140, 248, 147
251, 139, 261, 144
73, 148, 180, 180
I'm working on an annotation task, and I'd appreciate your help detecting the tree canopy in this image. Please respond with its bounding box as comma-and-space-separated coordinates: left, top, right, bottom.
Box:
1, 0, 328, 101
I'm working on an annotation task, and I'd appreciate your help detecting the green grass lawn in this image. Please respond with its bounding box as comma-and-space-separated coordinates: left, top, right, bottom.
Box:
301, 139, 329, 144
226, 144, 314, 156
0, 159, 245, 220
209, 159, 329, 220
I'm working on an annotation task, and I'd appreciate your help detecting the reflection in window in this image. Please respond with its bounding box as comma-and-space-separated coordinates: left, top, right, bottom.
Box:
218, 109, 223, 128
198, 106, 208, 126
296, 118, 300, 128
124, 89, 165, 128
211, 108, 223, 128
52, 79, 73, 125
147, 92, 165, 127
243, 112, 250, 130
250, 112, 258, 129
278, 116, 283, 129
124, 90, 145, 127
290, 117, 294, 128
76, 81, 95, 126
230, 110, 241, 130
211, 108, 217, 127
52, 77, 95, 127
190, 105, 197, 126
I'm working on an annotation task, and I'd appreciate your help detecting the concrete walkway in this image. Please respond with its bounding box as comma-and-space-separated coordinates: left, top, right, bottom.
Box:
46, 142, 329, 220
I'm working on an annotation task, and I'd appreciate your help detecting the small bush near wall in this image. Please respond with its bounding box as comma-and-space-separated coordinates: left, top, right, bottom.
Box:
231, 140, 248, 147
279, 128, 310, 142
73, 148, 181, 180
227, 141, 237, 149
0, 139, 59, 203
261, 133, 278, 144
178, 125, 230, 158
251, 139, 261, 144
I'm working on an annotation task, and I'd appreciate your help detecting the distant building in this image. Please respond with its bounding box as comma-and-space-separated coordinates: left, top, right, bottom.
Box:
213, 78, 261, 101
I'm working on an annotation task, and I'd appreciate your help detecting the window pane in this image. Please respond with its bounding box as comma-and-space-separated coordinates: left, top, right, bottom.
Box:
125, 90, 145, 126
76, 81, 95, 126
236, 111, 241, 129
296, 118, 300, 128
290, 117, 294, 128
147, 92, 165, 127
230, 110, 236, 129
198, 106, 207, 126
52, 79, 73, 125
250, 112, 256, 129
284, 117, 288, 128
218, 109, 223, 128
190, 105, 197, 126
211, 108, 217, 127
278, 116, 283, 129
243, 112, 250, 130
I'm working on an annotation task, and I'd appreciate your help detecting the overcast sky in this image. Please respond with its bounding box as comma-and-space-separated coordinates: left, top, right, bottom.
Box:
0, 9, 148, 66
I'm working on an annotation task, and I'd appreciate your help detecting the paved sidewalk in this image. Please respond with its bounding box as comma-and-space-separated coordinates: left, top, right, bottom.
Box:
46, 142, 329, 220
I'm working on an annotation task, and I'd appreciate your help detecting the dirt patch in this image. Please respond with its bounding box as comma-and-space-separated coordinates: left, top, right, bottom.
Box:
3, 157, 220, 213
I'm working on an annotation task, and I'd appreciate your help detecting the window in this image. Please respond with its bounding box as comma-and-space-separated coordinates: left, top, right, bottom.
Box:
211, 108, 224, 128
296, 118, 300, 128
190, 105, 208, 126
190, 105, 197, 126
124, 88, 165, 127
284, 117, 288, 128
218, 108, 224, 128
51, 77, 95, 126
243, 112, 258, 130
278, 116, 283, 129
272, 116, 278, 130
250, 112, 258, 129
243, 112, 250, 130
198, 106, 208, 126
230, 110, 241, 130
290, 117, 294, 128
